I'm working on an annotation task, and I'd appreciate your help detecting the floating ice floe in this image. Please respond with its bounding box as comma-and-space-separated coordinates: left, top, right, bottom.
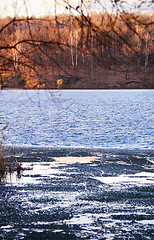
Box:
95, 172, 154, 185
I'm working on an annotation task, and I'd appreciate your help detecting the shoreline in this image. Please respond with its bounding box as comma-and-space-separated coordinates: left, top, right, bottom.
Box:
1, 87, 154, 90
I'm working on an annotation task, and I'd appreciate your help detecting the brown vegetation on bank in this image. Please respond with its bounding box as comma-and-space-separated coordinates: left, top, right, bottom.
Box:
0, 12, 153, 89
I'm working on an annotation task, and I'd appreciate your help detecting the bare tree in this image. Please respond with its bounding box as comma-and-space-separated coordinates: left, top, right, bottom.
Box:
0, 0, 153, 89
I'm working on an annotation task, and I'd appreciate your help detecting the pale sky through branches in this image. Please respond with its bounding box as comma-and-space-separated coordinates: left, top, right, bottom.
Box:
0, 0, 153, 18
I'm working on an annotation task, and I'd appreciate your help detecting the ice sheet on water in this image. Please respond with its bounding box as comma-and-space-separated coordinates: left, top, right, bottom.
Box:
2, 161, 65, 185
96, 172, 154, 185
138, 220, 154, 225
53, 156, 98, 164
0, 147, 154, 240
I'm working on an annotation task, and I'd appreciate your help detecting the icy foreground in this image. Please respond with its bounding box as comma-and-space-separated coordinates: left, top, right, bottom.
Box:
0, 148, 154, 240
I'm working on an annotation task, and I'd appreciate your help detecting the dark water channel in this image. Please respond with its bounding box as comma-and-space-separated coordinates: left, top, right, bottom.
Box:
0, 148, 154, 239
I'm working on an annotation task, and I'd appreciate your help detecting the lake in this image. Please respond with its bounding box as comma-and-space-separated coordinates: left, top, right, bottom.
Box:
0, 89, 154, 240
0, 89, 154, 149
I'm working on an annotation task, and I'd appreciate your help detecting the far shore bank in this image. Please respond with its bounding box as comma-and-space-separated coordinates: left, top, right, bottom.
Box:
1, 86, 154, 90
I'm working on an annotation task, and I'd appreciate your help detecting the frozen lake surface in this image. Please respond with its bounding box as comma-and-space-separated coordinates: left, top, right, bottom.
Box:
0, 148, 154, 240
0, 89, 154, 149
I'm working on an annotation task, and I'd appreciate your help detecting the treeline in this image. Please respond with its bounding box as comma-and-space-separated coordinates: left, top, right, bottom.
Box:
0, 13, 153, 89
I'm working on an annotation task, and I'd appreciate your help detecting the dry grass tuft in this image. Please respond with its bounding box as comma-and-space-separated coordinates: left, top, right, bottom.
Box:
0, 143, 6, 178
0, 125, 23, 180
0, 125, 8, 179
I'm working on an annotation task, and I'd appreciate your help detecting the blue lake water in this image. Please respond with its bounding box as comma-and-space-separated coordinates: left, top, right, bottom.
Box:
0, 89, 153, 150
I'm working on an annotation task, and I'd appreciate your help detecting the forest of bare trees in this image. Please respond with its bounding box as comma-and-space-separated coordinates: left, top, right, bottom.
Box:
0, 0, 153, 89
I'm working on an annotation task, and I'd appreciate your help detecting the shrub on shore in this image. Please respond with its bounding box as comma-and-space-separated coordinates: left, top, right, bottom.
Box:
0, 126, 7, 179
0, 143, 5, 178
0, 125, 22, 180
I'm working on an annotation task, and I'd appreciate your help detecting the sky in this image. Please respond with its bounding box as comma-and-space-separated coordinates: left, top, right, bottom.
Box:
0, 0, 153, 18
0, 0, 54, 17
